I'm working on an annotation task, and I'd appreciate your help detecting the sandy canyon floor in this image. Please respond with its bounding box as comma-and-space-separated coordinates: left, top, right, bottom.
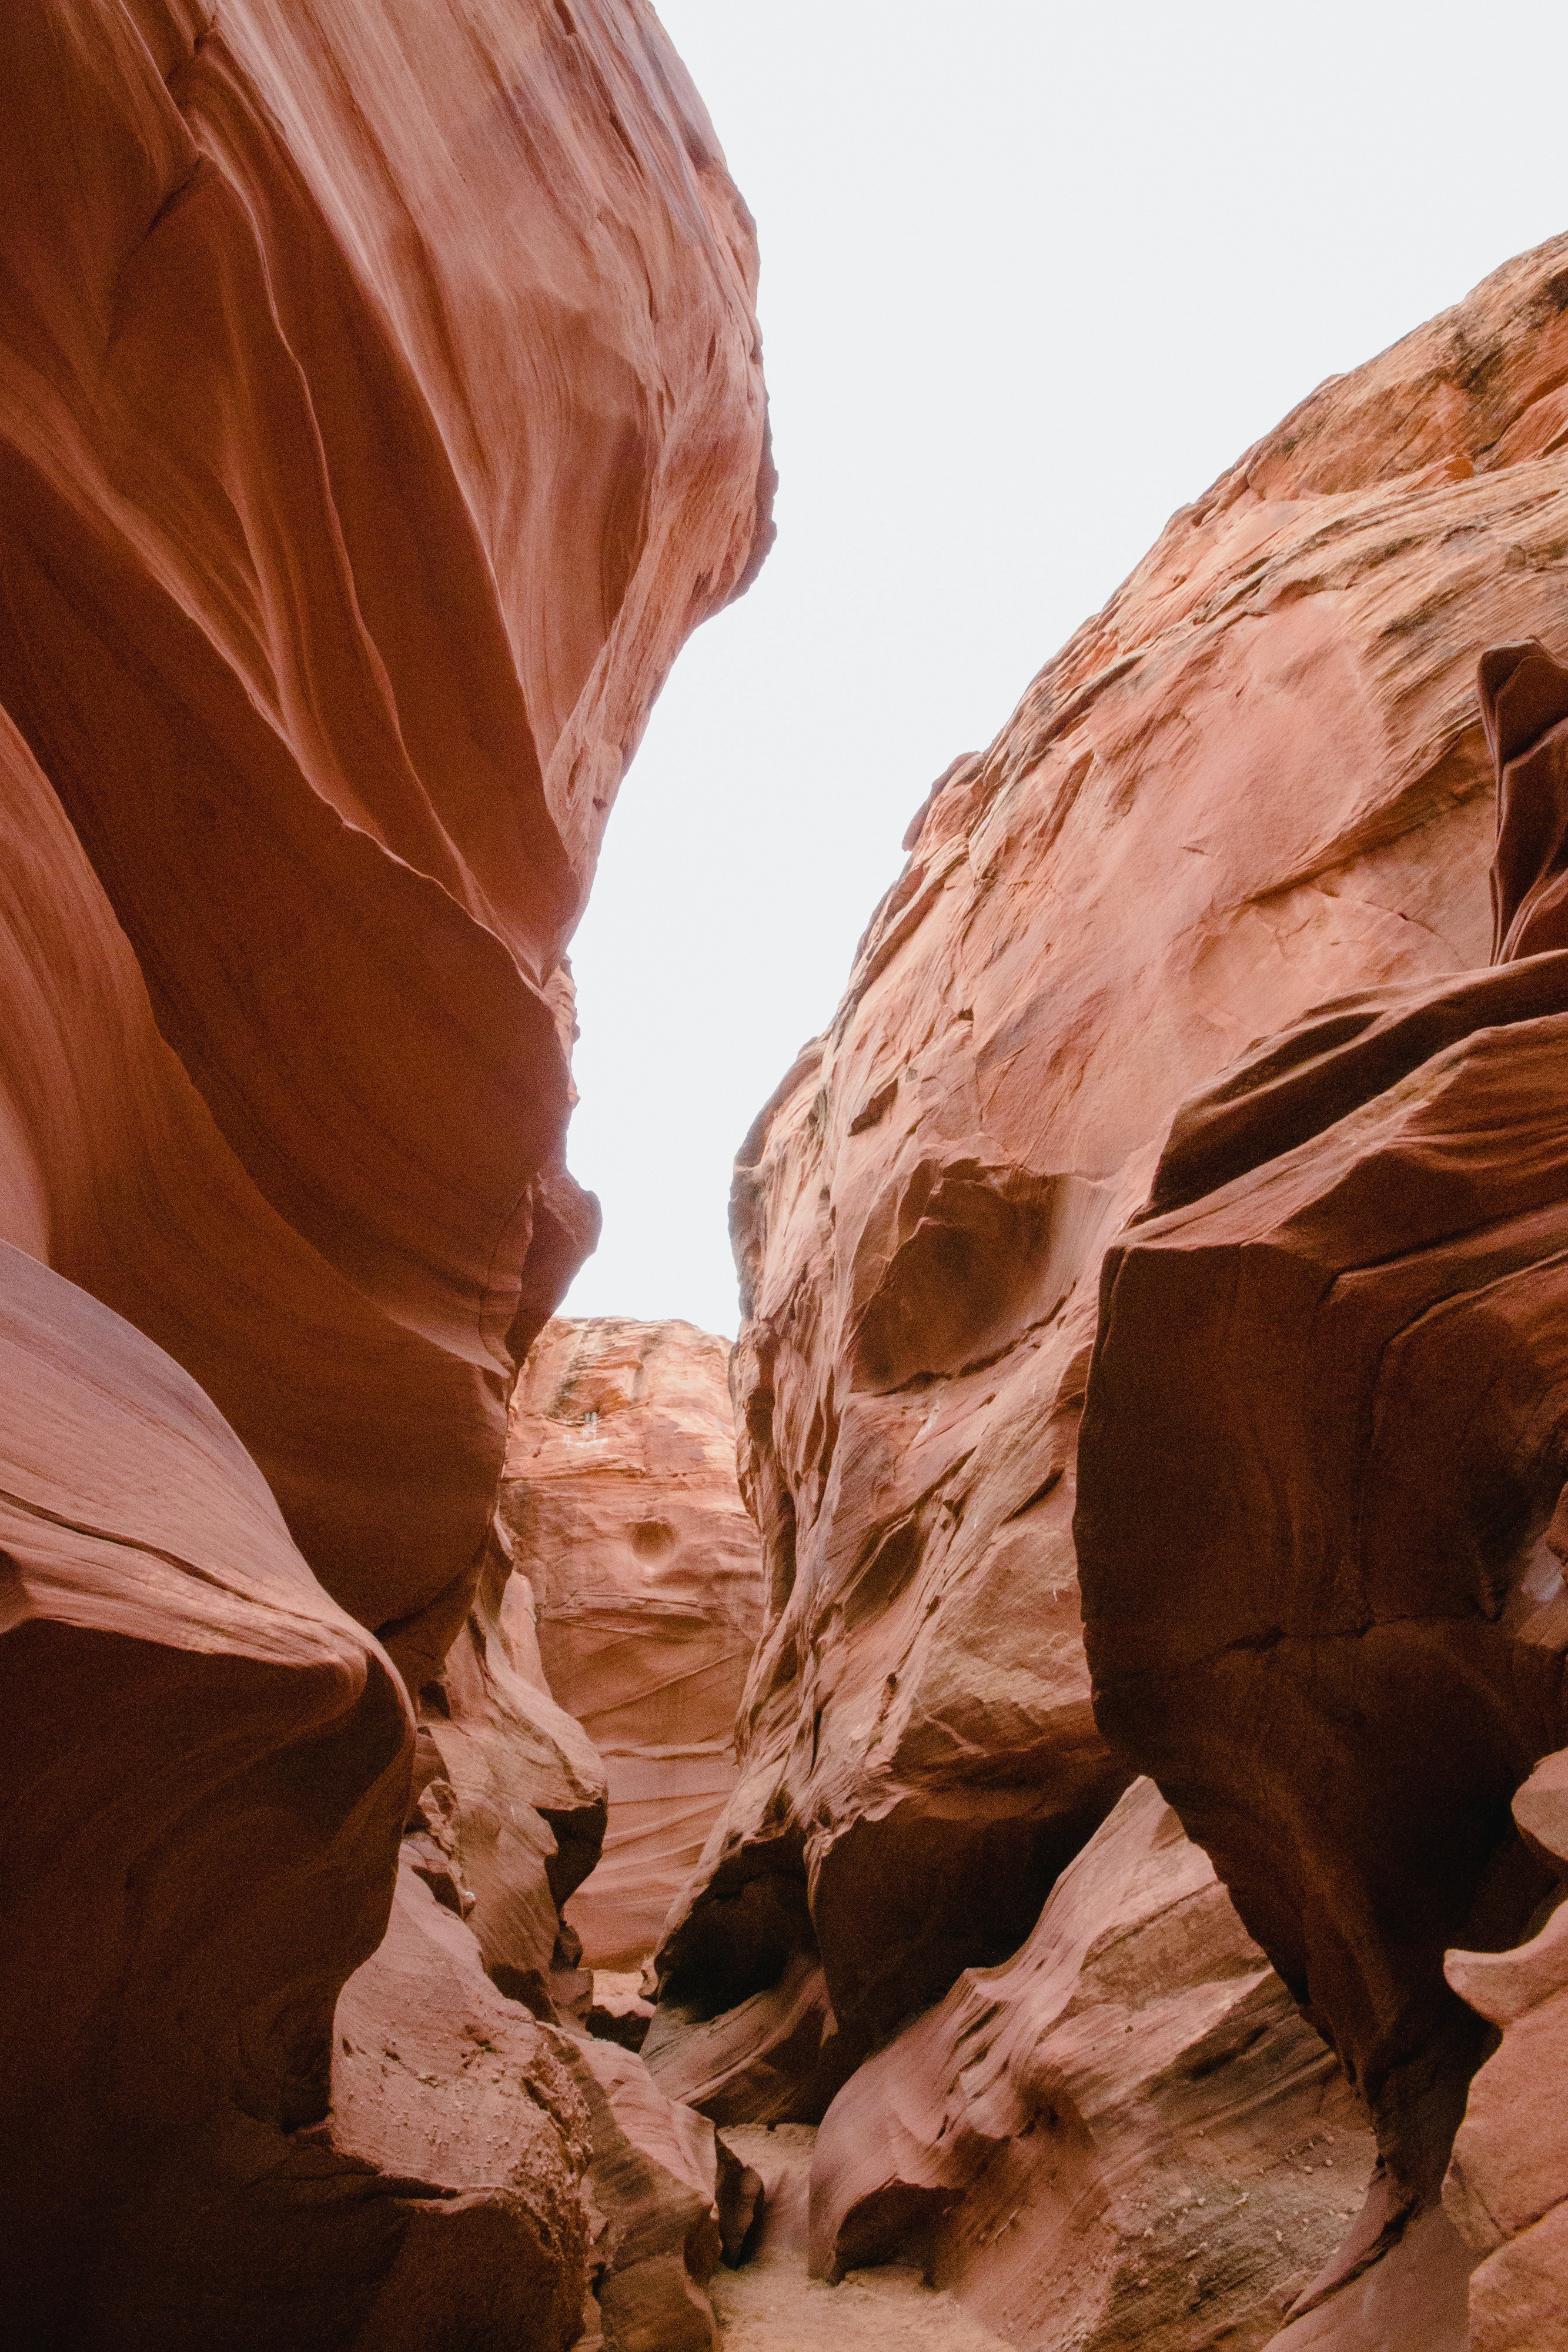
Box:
713, 2128, 1012, 2352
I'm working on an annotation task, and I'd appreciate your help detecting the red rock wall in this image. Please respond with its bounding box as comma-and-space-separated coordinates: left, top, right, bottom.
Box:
1447, 1749, 1568, 2350
1076, 642, 1568, 2348
661, 235, 1568, 2343
0, 4, 769, 2341
809, 1778, 1380, 2350
503, 1317, 767, 1969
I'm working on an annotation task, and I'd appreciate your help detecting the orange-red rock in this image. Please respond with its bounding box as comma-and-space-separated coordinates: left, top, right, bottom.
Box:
0, 1, 768, 2338
414, 1520, 610, 2013
668, 235, 1568, 2336
0, 1238, 412, 2347
809, 1779, 1379, 2350
1076, 640, 1568, 2343
567, 2032, 728, 2352
503, 1318, 766, 1970
330, 1856, 593, 2351
675, 234, 1568, 2116
1446, 1751, 1568, 2352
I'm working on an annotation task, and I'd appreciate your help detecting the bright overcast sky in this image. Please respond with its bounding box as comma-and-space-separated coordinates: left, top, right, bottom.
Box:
560, 0, 1568, 1335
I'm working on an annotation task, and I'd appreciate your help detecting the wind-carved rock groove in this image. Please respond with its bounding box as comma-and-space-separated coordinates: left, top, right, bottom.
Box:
658, 233, 1568, 2351
0, 2, 770, 2342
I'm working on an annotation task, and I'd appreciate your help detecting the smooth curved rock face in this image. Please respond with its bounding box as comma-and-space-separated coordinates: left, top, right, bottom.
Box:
0, 0, 770, 1662
670, 233, 1568, 2125
502, 1317, 766, 1970
808, 1779, 1379, 2351
0, 1239, 420, 2347
0, 2, 768, 2338
1076, 644, 1568, 2343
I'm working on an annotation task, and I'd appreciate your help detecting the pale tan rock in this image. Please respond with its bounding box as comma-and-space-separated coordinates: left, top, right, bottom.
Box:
712, 2126, 1014, 2352
503, 1318, 765, 1970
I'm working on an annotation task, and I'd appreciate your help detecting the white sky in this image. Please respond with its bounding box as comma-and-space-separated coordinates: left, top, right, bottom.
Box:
561, 0, 1568, 1335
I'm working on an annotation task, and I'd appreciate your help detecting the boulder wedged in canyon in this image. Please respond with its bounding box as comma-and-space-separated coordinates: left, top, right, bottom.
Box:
0, 1, 770, 2338
1075, 637, 1568, 2347
386, 1699, 742, 2352
809, 1778, 1378, 2351
566, 2032, 730, 2352
502, 1318, 766, 1972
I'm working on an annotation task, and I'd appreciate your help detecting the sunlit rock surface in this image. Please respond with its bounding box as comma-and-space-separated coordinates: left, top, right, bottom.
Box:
503, 1317, 767, 1969
666, 233, 1568, 2340
0, 2, 770, 2339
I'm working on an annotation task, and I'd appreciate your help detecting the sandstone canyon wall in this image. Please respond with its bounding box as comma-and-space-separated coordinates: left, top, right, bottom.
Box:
658, 234, 1568, 2347
0, 4, 770, 2344
502, 1317, 766, 1973
1075, 639, 1568, 2350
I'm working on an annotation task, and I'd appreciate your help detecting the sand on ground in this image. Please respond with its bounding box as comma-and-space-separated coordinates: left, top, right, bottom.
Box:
711, 2126, 1012, 2352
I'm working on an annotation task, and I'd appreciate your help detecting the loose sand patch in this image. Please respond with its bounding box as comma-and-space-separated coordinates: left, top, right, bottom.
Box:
713, 2126, 1012, 2352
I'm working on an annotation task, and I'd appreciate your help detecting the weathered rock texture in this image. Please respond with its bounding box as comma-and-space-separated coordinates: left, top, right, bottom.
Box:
668, 234, 1568, 2336
1446, 1752, 1568, 2352
1077, 638, 1568, 2344
412, 1517, 610, 2016
0, 3, 769, 2341
503, 1317, 767, 1969
810, 1779, 1379, 2351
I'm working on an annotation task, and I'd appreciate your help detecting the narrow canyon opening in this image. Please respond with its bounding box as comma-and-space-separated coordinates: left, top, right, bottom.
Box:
2, 8, 1567, 2352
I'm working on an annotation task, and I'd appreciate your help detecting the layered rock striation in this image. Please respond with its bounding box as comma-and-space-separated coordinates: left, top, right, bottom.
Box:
663, 233, 1568, 2340
503, 1317, 767, 1972
810, 1778, 1379, 2351
0, 3, 770, 2341
1076, 638, 1568, 2343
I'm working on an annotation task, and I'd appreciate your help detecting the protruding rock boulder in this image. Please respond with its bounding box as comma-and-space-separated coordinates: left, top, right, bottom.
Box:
809, 1779, 1378, 2350
411, 1519, 610, 2016
330, 1857, 593, 2352
1075, 642, 1568, 2343
502, 1318, 767, 1970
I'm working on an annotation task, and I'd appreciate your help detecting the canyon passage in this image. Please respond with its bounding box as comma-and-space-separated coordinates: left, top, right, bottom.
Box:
2, 7, 1567, 2351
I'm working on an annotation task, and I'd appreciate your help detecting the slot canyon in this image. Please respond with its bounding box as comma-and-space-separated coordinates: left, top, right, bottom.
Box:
2, 7, 1567, 2351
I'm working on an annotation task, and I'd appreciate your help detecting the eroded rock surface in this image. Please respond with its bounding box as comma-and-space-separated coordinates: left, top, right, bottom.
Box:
1446, 1752, 1568, 2352
330, 1857, 594, 2352
660, 233, 1568, 2341
665, 235, 1568, 2132
1075, 639, 1568, 2344
503, 1317, 767, 1969
0, 2, 769, 2339
810, 1780, 1378, 2351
